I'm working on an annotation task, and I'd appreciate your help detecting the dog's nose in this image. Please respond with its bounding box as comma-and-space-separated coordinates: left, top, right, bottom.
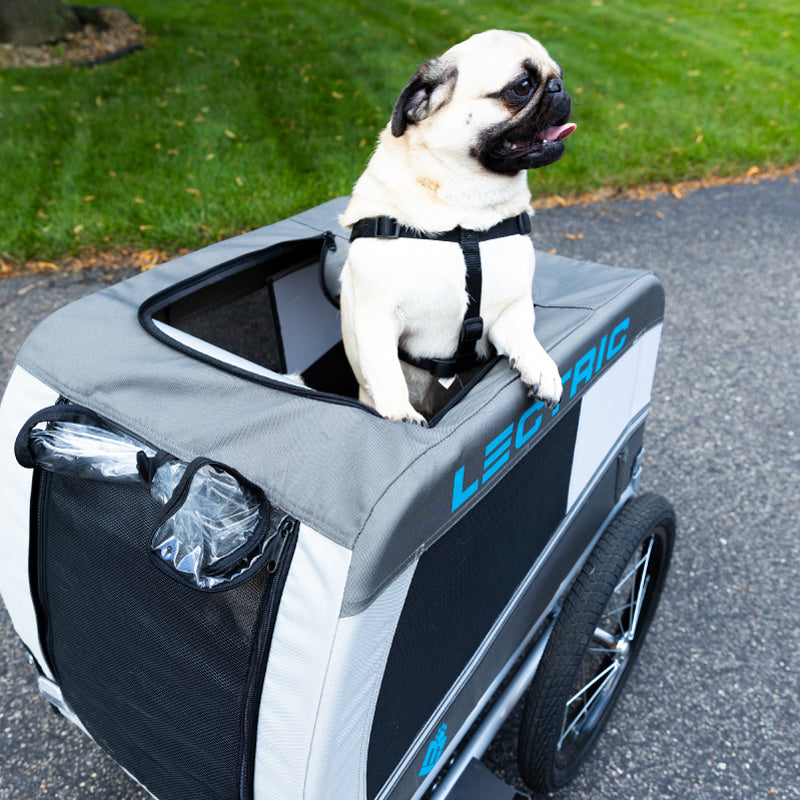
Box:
546, 78, 564, 94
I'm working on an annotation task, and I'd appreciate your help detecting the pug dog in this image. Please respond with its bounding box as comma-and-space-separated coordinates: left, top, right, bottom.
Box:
339, 29, 575, 423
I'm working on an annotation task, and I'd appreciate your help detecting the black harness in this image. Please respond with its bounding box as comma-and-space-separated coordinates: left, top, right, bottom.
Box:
349, 212, 532, 379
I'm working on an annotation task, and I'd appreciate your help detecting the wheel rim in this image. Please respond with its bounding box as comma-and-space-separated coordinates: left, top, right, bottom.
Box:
555, 533, 658, 767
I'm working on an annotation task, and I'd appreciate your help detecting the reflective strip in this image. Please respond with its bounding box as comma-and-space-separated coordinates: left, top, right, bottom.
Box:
567, 325, 662, 508
0, 366, 59, 679
304, 561, 417, 800
253, 523, 351, 800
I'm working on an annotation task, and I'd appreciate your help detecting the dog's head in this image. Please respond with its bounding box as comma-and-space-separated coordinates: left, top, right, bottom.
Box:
390, 30, 575, 176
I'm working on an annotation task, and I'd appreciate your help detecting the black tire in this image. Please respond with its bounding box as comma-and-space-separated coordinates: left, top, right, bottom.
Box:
517, 492, 675, 794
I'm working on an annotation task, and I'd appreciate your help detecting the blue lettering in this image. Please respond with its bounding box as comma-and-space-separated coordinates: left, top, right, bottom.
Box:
451, 465, 479, 512
449, 317, 634, 515
483, 424, 514, 482
595, 335, 607, 373
419, 724, 448, 777
607, 318, 629, 359
515, 401, 544, 448
570, 347, 597, 398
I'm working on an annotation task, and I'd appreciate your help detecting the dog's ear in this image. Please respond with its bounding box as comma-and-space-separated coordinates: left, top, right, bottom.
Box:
391, 57, 458, 137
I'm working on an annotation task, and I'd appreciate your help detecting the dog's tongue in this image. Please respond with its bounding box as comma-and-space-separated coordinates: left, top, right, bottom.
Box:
537, 122, 577, 142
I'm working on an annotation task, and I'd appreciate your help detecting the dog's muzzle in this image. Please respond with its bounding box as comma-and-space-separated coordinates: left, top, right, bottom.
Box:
478, 81, 576, 175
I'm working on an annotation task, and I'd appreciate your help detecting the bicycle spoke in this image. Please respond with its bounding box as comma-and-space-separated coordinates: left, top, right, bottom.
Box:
627, 538, 654, 639
559, 662, 620, 748
603, 537, 654, 640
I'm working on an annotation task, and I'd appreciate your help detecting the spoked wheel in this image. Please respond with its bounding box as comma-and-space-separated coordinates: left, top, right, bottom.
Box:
517, 492, 675, 794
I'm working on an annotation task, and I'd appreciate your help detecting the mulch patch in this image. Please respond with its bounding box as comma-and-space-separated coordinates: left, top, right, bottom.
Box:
0, 5, 143, 69
534, 164, 800, 209
0, 246, 185, 282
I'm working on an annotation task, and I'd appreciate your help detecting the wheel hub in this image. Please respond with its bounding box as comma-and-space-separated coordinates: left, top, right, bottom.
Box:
613, 636, 631, 663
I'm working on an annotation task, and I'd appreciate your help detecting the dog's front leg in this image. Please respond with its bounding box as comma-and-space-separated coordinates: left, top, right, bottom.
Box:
342, 303, 428, 425
490, 298, 562, 408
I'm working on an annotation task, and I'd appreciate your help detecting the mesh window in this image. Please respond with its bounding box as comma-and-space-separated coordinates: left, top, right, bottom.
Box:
367, 402, 581, 798
39, 473, 281, 800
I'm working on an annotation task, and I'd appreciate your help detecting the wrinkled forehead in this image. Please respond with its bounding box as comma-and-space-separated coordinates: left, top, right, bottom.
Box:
445, 30, 560, 94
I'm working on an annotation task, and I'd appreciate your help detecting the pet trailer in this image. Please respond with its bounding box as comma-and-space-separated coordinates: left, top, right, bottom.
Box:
0, 197, 675, 800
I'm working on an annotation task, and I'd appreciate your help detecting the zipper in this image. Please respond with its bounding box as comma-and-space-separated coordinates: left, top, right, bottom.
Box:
148, 457, 276, 590
29, 467, 57, 680
137, 236, 383, 419
239, 516, 299, 800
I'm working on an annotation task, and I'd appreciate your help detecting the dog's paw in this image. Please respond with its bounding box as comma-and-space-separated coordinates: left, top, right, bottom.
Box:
380, 403, 429, 426
512, 352, 563, 409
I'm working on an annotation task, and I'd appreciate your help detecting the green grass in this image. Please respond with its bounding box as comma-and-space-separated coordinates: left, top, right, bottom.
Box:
0, 0, 797, 263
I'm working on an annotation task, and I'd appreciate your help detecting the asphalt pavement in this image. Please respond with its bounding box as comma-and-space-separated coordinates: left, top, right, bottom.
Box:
2, 173, 799, 799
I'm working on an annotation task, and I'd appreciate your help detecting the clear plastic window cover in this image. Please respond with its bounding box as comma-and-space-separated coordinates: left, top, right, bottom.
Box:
29, 421, 272, 589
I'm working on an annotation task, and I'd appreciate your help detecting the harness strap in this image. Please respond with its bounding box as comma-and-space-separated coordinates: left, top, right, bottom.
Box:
349, 212, 532, 378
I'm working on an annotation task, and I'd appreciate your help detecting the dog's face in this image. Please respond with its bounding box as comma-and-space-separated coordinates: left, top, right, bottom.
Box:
390, 29, 574, 176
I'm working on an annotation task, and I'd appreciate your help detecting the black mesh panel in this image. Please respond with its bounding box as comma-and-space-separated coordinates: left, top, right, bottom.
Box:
40, 474, 276, 800
367, 402, 581, 798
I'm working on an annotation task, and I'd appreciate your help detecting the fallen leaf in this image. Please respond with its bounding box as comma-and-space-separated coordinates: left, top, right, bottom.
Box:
83, 195, 95, 202
133, 197, 146, 204
225, 130, 237, 139
331, 91, 344, 99
565, 233, 584, 240
745, 166, 760, 177
73, 224, 84, 234
235, 176, 244, 187
671, 187, 683, 199
134, 249, 163, 270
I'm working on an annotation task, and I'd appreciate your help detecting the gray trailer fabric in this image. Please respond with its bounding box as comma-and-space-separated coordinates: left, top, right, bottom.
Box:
10, 197, 664, 613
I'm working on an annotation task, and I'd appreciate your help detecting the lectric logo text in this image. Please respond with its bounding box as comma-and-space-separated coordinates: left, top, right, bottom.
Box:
451, 317, 630, 513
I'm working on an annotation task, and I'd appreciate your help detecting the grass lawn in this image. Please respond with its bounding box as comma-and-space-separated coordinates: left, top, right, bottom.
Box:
0, 0, 797, 263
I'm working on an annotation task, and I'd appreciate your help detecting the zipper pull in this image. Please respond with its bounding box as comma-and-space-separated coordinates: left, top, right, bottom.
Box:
267, 517, 296, 573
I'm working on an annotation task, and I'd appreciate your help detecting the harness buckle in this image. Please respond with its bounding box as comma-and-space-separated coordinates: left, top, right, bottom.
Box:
517, 213, 532, 235
374, 218, 402, 239
460, 316, 484, 345
429, 358, 459, 379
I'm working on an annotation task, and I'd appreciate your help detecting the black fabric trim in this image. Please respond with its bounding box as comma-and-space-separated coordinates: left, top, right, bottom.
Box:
148, 457, 274, 593
15, 403, 109, 469
240, 519, 299, 800
136, 235, 382, 418
348, 212, 531, 244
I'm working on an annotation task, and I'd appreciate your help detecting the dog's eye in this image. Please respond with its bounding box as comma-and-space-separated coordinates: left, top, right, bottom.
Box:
512, 78, 533, 97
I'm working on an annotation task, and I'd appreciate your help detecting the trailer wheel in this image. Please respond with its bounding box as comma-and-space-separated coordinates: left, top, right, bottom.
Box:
517, 492, 675, 794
